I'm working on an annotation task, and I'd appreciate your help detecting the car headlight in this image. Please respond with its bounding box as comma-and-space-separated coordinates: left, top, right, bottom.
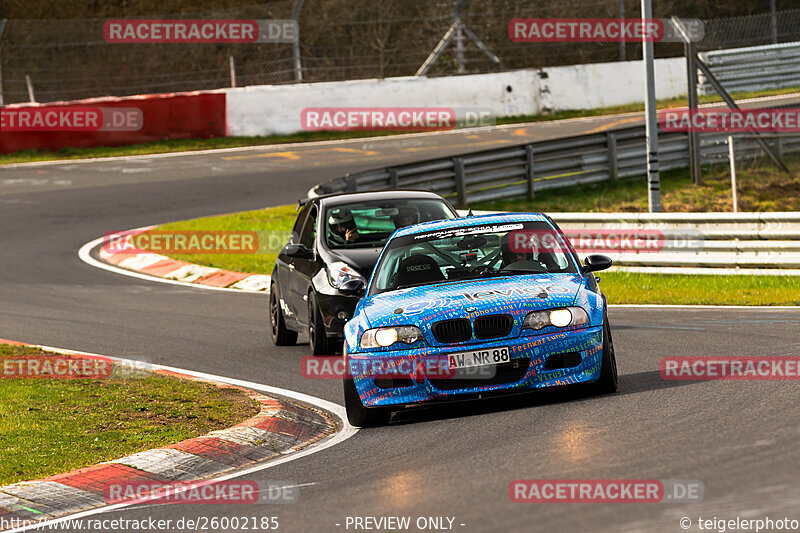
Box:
522, 307, 589, 331
360, 326, 423, 349
327, 262, 365, 288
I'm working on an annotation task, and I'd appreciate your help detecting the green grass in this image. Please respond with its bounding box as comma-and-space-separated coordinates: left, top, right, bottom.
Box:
0, 343, 260, 486
476, 155, 800, 213
149, 204, 297, 273
3, 86, 799, 166
600, 271, 800, 306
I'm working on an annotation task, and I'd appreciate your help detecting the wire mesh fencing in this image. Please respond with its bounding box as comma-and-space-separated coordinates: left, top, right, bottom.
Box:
1, 0, 799, 104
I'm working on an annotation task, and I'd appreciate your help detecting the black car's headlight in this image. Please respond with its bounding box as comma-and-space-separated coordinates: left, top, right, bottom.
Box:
360, 326, 423, 349
522, 307, 590, 331
327, 261, 365, 288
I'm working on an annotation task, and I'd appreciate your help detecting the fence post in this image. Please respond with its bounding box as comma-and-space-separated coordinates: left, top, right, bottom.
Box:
525, 145, 535, 199
25, 75, 35, 102
606, 132, 619, 182
453, 157, 467, 209
229, 56, 236, 88
728, 135, 738, 213
388, 168, 399, 188
292, 0, 305, 82
0, 20, 6, 106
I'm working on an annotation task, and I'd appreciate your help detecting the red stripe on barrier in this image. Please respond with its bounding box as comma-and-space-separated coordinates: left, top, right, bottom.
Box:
194, 269, 251, 287
138, 259, 188, 276
0, 91, 226, 154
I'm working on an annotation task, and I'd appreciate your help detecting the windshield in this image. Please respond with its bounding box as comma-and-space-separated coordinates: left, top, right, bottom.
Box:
324, 199, 455, 249
370, 220, 578, 295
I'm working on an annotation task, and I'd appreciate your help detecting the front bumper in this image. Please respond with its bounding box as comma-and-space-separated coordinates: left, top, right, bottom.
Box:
348, 325, 604, 407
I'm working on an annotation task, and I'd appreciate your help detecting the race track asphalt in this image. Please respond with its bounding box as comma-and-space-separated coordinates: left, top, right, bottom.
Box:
2, 116, 800, 533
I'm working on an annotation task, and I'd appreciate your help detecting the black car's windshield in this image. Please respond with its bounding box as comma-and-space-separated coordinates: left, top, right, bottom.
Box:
370, 220, 578, 295
324, 199, 455, 249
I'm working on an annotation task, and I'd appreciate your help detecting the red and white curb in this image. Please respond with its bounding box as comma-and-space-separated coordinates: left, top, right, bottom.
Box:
78, 227, 271, 294
0, 340, 353, 532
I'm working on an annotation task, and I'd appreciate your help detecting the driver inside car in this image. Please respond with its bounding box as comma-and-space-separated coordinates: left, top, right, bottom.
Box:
328, 208, 360, 243
391, 206, 420, 229
499, 232, 559, 271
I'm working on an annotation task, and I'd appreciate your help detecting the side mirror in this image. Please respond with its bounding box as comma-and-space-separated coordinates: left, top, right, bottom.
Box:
284, 243, 314, 259
583, 254, 613, 273
338, 278, 366, 297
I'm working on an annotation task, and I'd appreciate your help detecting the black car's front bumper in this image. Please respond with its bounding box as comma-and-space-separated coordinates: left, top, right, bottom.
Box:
316, 290, 360, 337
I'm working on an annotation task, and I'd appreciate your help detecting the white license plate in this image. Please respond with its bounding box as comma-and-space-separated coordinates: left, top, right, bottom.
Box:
447, 347, 510, 370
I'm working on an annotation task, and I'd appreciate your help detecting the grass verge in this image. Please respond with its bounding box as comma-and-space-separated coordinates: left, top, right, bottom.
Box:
475, 157, 800, 213
2, 86, 799, 166
599, 271, 800, 306
0, 343, 260, 486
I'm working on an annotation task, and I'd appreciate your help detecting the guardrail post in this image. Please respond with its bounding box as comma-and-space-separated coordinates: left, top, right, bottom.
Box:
388, 168, 399, 188
453, 157, 467, 209
525, 145, 536, 200
606, 133, 619, 182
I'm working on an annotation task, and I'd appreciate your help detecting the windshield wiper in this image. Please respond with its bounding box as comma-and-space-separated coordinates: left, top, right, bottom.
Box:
395, 280, 452, 290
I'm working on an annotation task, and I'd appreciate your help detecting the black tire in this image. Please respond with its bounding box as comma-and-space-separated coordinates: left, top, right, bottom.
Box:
308, 292, 337, 355
343, 374, 391, 427
594, 316, 618, 394
270, 284, 297, 346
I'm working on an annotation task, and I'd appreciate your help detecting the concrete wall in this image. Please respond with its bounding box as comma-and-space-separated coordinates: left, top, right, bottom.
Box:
542, 57, 686, 111
224, 70, 542, 137
225, 57, 687, 136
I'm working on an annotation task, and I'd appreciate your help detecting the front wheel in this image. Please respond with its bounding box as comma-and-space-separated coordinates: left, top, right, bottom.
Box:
270, 284, 297, 346
593, 317, 618, 394
343, 377, 391, 427
308, 292, 337, 355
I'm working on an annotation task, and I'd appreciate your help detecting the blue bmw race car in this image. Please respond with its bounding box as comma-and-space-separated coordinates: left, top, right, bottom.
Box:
338, 213, 618, 426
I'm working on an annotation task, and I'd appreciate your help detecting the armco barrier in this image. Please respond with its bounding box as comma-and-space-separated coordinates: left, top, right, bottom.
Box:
0, 91, 226, 154
460, 211, 800, 273
311, 124, 800, 207
699, 41, 800, 95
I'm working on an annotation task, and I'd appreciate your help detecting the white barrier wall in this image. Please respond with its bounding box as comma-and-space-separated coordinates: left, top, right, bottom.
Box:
225, 57, 687, 137
543, 57, 686, 111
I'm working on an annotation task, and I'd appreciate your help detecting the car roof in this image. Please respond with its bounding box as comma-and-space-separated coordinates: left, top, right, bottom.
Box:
308, 190, 453, 208
392, 212, 551, 238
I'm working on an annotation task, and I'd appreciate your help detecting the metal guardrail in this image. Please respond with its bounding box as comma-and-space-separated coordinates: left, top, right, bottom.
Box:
463, 211, 800, 272
311, 125, 800, 208
698, 41, 800, 95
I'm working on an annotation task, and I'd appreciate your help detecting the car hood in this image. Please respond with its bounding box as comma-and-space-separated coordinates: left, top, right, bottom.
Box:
360, 273, 584, 328
326, 247, 383, 279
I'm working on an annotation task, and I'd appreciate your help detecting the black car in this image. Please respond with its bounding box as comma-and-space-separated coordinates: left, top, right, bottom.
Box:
270, 190, 458, 354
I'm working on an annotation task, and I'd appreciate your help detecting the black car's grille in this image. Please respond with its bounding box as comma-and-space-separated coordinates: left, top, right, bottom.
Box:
473, 314, 513, 339
430, 358, 530, 391
432, 319, 472, 344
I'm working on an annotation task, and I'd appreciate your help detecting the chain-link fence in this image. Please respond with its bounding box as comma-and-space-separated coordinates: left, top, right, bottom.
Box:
1, 0, 799, 104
